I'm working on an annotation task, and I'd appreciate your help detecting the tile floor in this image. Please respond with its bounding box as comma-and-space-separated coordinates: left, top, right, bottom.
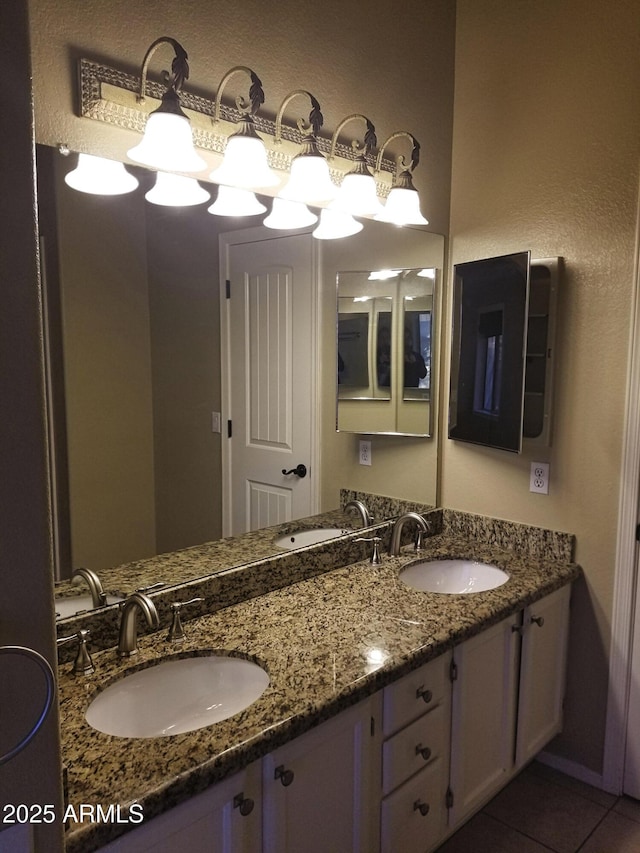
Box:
438, 760, 640, 852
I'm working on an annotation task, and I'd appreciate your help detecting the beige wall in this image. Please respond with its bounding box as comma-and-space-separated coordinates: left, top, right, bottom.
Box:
447, 0, 640, 774
52, 155, 158, 569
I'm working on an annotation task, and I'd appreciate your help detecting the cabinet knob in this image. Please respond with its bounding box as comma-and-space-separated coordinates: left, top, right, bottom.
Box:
274, 765, 295, 787
531, 615, 545, 627
414, 799, 430, 817
415, 686, 433, 704
233, 793, 254, 816
415, 743, 432, 762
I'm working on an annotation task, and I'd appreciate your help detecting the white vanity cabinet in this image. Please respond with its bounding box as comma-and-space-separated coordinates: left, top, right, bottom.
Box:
98, 762, 262, 853
380, 653, 452, 853
448, 584, 571, 829
93, 585, 571, 853
262, 695, 382, 853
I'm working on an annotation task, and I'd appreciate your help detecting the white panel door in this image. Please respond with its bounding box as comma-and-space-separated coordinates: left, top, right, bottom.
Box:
221, 229, 317, 536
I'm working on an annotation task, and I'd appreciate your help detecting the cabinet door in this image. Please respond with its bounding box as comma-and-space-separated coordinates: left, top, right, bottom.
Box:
515, 584, 571, 768
448, 613, 519, 828
262, 695, 382, 853
98, 763, 262, 853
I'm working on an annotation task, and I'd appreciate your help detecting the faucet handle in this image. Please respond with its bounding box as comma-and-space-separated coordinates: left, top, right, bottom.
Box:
356, 537, 383, 565
135, 581, 165, 594
57, 629, 95, 676
167, 597, 204, 643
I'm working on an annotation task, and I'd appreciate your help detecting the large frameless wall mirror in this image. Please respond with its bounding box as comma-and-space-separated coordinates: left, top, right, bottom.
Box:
337, 267, 436, 436
36, 143, 444, 601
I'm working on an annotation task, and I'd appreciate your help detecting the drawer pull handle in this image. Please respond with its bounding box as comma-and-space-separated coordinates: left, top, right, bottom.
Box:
233, 793, 254, 816
531, 615, 545, 627
415, 743, 432, 762
416, 686, 433, 704
414, 799, 430, 817
274, 765, 295, 787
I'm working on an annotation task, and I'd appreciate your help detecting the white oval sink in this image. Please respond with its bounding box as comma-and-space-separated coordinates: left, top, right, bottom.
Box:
400, 559, 509, 594
85, 655, 269, 738
55, 593, 124, 619
274, 527, 350, 549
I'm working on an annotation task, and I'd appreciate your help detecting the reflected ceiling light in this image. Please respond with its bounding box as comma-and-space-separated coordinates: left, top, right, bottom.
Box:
127, 38, 207, 174
374, 132, 428, 226
417, 268, 436, 279
209, 67, 278, 190
263, 197, 318, 230
64, 153, 139, 195
329, 116, 383, 217
145, 173, 210, 206
368, 269, 402, 281
207, 186, 267, 217
275, 90, 336, 205
312, 208, 363, 240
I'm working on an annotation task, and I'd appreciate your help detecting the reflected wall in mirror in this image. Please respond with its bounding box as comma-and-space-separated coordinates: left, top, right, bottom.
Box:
36, 144, 445, 596
337, 268, 436, 436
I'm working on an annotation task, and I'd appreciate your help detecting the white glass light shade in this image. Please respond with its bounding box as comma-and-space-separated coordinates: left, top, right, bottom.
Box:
207, 186, 267, 217
375, 186, 429, 226
312, 209, 363, 241
331, 172, 383, 217
278, 155, 336, 205
145, 173, 210, 207
209, 135, 279, 189
127, 112, 207, 173
263, 198, 318, 230
64, 154, 139, 195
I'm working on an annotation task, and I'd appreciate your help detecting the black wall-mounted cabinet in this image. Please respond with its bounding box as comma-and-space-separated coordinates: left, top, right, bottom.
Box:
449, 254, 559, 453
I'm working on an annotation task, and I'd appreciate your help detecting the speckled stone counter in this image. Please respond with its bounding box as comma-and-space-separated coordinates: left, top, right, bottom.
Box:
59, 522, 580, 852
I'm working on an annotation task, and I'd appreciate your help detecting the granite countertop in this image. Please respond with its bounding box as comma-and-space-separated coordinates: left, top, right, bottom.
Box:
59, 529, 580, 853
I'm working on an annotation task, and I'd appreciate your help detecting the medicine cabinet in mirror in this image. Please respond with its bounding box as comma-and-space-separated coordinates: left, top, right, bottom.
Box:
336, 268, 437, 436
449, 253, 559, 452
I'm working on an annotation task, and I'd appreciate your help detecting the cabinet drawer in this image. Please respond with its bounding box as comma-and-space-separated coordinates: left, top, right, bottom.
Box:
383, 651, 450, 736
380, 757, 448, 853
382, 702, 448, 795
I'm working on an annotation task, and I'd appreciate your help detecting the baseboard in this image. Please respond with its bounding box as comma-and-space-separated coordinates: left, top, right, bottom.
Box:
537, 749, 608, 792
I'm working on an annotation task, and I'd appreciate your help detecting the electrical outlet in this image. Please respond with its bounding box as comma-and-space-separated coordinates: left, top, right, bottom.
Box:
530, 462, 549, 494
211, 412, 221, 433
359, 440, 372, 466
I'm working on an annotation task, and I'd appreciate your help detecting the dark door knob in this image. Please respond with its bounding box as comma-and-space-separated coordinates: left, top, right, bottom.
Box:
282, 464, 307, 478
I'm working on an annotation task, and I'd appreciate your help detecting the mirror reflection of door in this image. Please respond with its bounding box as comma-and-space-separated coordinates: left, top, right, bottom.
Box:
221, 229, 317, 537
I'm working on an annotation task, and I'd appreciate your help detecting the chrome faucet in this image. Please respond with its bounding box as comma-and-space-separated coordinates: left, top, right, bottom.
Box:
71, 568, 107, 609
389, 512, 429, 556
117, 592, 160, 657
344, 500, 373, 528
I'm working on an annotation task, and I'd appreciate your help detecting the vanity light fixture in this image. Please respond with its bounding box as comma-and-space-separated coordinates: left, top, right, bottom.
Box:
145, 172, 211, 207
275, 90, 336, 205
207, 185, 267, 217
209, 67, 279, 190
329, 115, 383, 217
374, 132, 428, 226
127, 37, 207, 174
312, 208, 363, 240
63, 152, 139, 195
263, 197, 318, 230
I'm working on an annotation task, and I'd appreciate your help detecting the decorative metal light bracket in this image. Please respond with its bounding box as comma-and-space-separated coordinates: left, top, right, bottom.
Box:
77, 58, 396, 195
